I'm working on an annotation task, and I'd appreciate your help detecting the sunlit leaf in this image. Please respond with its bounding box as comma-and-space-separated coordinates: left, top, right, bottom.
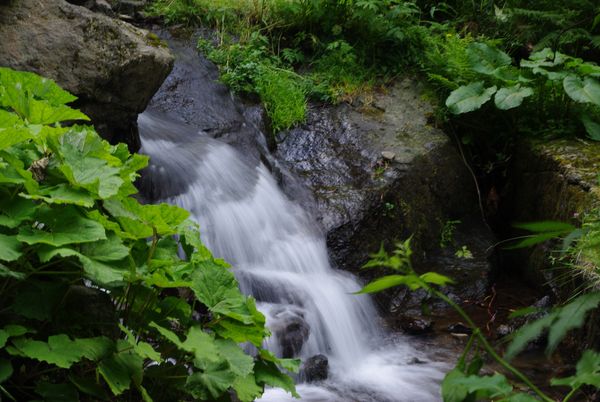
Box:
467, 42, 512, 75
563, 75, 600, 106
446, 82, 497, 114
551, 350, 600, 388
494, 85, 534, 110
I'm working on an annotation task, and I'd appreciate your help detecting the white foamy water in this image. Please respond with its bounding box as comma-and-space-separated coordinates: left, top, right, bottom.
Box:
139, 112, 446, 401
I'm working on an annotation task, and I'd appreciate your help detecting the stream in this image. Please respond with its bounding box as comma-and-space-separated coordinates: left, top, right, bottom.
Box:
138, 111, 447, 401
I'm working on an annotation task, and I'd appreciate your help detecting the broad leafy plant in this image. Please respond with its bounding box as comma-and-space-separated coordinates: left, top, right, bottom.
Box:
0, 68, 298, 401
358, 238, 600, 402
443, 42, 600, 139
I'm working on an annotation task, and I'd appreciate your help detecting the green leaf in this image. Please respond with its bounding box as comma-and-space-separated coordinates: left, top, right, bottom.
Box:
506, 231, 571, 249
104, 198, 189, 238
506, 292, 600, 359
467, 42, 512, 75
80, 234, 130, 262
0, 325, 27, 348
98, 346, 144, 396
22, 184, 95, 207
441, 368, 469, 402
581, 114, 600, 141
190, 261, 238, 308
58, 133, 123, 199
499, 393, 541, 401
420, 272, 454, 286
563, 75, 600, 106
9, 335, 112, 369
259, 349, 301, 373
546, 292, 600, 353
356, 274, 422, 294
119, 325, 162, 362
18, 205, 106, 247
446, 82, 497, 114
0, 67, 77, 105
214, 318, 269, 347
0, 359, 13, 383
0, 233, 22, 262
551, 350, 600, 388
182, 326, 221, 367
0, 127, 33, 151
254, 360, 299, 398
505, 314, 554, 361
0, 263, 25, 280
25, 99, 89, 125
37, 246, 127, 285
0, 193, 37, 228
232, 374, 263, 402
494, 85, 534, 110
513, 221, 575, 233
185, 361, 237, 400
449, 373, 513, 398
215, 339, 254, 377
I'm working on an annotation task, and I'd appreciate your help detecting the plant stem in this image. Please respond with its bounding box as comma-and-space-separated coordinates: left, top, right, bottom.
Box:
562, 385, 581, 402
433, 289, 555, 402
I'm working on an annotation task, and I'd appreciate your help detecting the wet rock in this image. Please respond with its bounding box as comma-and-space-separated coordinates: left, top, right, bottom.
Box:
447, 323, 472, 335
146, 30, 270, 164
269, 306, 311, 358
399, 316, 433, 335
496, 324, 514, 338
381, 151, 396, 161
274, 80, 494, 317
67, 0, 115, 16
0, 0, 173, 148
302, 354, 329, 382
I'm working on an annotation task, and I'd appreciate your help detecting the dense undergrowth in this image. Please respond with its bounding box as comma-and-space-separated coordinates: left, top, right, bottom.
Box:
359, 238, 600, 402
146, 0, 600, 145
0, 68, 298, 402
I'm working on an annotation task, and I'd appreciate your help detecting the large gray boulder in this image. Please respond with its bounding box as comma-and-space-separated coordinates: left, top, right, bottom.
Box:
0, 0, 173, 148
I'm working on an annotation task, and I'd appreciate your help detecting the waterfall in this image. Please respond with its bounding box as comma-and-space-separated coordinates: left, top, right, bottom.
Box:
138, 111, 445, 402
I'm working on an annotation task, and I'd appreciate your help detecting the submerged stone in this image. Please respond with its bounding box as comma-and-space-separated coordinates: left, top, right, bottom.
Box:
302, 354, 329, 382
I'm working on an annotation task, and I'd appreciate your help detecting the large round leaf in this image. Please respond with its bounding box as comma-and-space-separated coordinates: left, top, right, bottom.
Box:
563, 75, 600, 106
467, 42, 511, 75
446, 82, 497, 114
494, 85, 534, 110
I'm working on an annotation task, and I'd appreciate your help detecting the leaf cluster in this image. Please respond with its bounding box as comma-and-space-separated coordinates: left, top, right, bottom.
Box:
435, 41, 600, 140
0, 67, 298, 402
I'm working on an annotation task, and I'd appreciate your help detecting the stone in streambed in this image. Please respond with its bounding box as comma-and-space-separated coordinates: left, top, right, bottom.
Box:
302, 354, 329, 382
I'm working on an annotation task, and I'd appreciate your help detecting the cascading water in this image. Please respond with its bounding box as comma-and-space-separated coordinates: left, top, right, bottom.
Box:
139, 111, 446, 401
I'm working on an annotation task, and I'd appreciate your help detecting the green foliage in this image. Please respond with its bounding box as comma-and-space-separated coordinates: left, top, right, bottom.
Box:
438, 42, 600, 140
0, 68, 297, 401
360, 237, 600, 402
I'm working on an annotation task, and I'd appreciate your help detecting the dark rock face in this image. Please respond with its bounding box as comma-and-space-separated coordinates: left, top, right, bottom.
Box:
274, 81, 494, 315
302, 354, 329, 382
146, 30, 271, 165
276, 82, 480, 269
0, 0, 173, 148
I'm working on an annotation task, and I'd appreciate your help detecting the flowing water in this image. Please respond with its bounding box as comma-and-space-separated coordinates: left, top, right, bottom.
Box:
138, 111, 446, 402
